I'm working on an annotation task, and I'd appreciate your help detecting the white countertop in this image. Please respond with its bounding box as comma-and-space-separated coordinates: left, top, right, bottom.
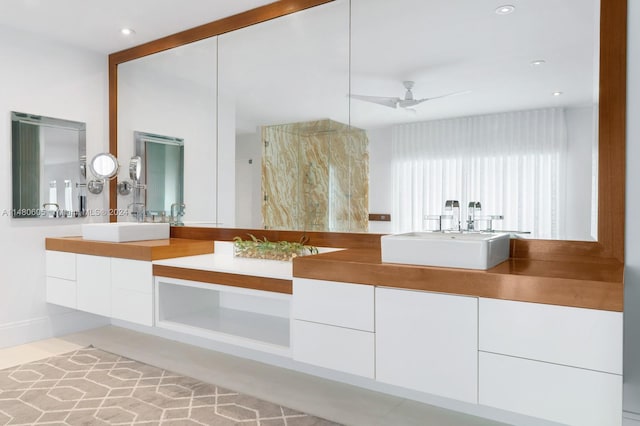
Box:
153, 241, 341, 281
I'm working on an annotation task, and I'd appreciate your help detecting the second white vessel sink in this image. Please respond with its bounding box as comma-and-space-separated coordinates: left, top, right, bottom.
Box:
381, 232, 510, 270
82, 222, 170, 242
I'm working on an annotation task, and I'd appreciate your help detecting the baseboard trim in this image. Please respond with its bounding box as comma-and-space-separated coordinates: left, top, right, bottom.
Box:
0, 311, 109, 349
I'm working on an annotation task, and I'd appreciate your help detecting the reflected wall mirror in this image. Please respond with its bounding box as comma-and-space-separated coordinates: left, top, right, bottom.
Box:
109, 0, 625, 260
11, 111, 87, 218
134, 131, 184, 218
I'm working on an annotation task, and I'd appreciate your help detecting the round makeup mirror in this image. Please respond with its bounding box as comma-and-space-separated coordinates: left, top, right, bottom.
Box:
129, 156, 142, 181
89, 153, 119, 180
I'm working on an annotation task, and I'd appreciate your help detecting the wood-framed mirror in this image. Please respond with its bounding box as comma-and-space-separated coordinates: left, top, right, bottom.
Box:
108, 0, 626, 263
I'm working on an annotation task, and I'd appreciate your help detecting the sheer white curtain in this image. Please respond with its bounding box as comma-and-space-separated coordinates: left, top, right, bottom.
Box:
391, 108, 567, 238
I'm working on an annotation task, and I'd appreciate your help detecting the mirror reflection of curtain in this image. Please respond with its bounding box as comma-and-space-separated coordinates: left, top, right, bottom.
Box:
392, 108, 567, 238
12, 121, 40, 216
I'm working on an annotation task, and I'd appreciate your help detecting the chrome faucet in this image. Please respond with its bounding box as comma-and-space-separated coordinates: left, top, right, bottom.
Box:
170, 202, 186, 226
467, 201, 482, 231
128, 202, 146, 223
444, 200, 461, 231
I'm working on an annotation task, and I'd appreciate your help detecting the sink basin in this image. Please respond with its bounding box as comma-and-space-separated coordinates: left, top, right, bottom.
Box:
381, 232, 510, 270
81, 223, 170, 242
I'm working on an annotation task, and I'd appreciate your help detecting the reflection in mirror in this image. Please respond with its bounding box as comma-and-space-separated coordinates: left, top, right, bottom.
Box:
11, 111, 86, 218
219, 0, 350, 230
89, 153, 119, 179
351, 0, 600, 240
134, 131, 184, 219
117, 36, 217, 223
114, 0, 601, 240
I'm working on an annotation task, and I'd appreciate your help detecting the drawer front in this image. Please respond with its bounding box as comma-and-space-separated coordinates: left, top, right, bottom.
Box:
479, 298, 622, 374
479, 352, 622, 426
292, 278, 374, 331
46, 250, 76, 281
111, 288, 153, 326
111, 258, 152, 294
46, 277, 77, 309
292, 319, 374, 378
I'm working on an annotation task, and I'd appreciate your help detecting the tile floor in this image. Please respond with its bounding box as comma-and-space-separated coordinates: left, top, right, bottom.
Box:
0, 326, 507, 426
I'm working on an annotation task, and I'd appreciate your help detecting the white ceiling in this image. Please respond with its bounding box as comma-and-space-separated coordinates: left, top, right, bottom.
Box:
0, 0, 275, 54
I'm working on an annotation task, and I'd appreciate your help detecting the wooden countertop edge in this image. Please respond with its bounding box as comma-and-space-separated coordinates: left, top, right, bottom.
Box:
45, 237, 214, 261
153, 265, 292, 294
293, 256, 623, 312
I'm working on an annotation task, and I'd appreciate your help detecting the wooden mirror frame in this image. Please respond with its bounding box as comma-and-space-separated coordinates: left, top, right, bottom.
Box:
108, 0, 627, 264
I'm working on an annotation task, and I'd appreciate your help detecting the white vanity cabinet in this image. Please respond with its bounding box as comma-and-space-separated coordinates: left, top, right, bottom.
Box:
46, 251, 153, 326
292, 278, 375, 378
478, 298, 623, 426
45, 250, 77, 309
375, 287, 478, 404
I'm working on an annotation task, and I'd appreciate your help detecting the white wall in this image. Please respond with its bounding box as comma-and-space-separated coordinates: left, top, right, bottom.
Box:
235, 132, 262, 229
0, 26, 111, 348
367, 127, 393, 234
624, 0, 640, 417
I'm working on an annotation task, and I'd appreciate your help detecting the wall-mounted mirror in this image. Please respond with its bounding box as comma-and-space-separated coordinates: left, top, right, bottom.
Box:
111, 0, 622, 246
117, 36, 217, 223
134, 131, 184, 218
11, 111, 86, 218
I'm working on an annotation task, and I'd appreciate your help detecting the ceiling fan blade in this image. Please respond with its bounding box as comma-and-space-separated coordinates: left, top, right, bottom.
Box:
417, 90, 472, 104
349, 94, 400, 109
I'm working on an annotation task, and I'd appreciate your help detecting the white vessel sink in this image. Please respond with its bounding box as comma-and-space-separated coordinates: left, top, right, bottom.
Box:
81, 222, 170, 242
381, 232, 510, 270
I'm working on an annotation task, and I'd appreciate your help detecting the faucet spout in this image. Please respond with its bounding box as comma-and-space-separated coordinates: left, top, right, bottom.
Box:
171, 203, 186, 226
444, 199, 461, 231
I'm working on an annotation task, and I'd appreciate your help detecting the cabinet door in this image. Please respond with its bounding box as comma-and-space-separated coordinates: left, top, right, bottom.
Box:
76, 254, 111, 317
479, 352, 622, 426
111, 258, 153, 326
292, 319, 374, 378
376, 287, 478, 403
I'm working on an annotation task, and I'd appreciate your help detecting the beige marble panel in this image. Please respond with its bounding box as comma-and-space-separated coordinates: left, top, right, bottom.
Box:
262, 119, 368, 232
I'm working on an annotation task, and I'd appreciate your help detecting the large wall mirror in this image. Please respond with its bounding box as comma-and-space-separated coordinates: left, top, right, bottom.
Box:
11, 112, 87, 218
110, 0, 625, 259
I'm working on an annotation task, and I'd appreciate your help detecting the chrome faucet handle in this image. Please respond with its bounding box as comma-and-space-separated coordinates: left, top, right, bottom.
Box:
170, 202, 186, 226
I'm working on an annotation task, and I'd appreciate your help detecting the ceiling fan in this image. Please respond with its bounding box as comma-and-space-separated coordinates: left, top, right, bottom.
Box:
350, 80, 468, 109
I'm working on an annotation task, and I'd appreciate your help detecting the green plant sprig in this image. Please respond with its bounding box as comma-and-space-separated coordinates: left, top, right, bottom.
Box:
232, 234, 318, 261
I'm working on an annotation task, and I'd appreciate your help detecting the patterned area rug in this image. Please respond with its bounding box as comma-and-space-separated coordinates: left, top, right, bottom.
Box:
0, 347, 341, 425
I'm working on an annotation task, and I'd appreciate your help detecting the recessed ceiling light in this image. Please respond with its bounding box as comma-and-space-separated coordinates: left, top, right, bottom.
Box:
121, 28, 136, 36
495, 5, 515, 15
553, 91, 563, 97
531, 60, 546, 66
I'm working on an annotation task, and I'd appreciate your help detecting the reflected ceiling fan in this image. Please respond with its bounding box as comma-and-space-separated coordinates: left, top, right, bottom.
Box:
350, 80, 468, 109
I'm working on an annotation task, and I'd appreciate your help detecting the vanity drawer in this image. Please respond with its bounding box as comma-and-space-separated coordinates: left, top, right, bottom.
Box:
46, 277, 76, 309
45, 250, 76, 281
292, 278, 374, 331
479, 352, 622, 426
292, 319, 374, 378
479, 298, 622, 374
